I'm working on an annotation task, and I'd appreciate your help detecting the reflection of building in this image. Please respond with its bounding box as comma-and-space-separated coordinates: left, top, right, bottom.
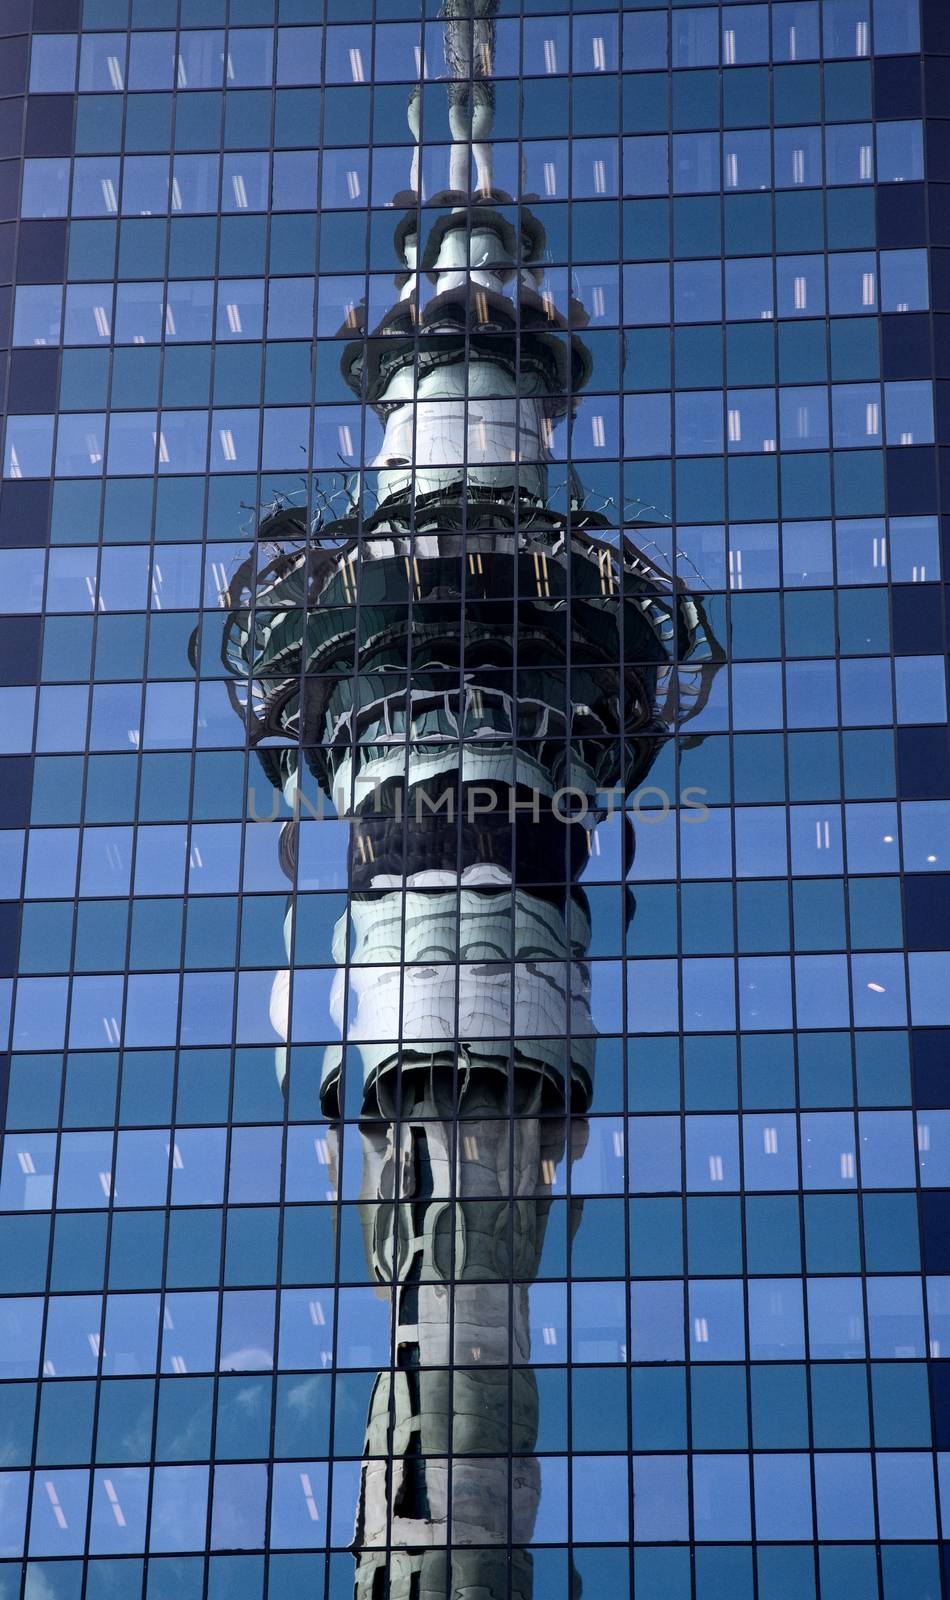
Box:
5, 0, 946, 1591
223, 6, 718, 1594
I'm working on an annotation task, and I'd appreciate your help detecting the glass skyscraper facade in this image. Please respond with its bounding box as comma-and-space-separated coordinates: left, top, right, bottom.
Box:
2, 0, 950, 1597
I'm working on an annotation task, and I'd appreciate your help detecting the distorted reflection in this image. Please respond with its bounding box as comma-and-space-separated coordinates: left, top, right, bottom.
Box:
211, 2, 719, 1595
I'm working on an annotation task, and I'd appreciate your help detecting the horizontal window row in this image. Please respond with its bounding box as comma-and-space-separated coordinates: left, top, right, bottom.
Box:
20, 122, 934, 208
623, 124, 921, 195
19, 235, 930, 329
18, 118, 924, 220
3, 689, 934, 761
0, 522, 937, 617
628, 382, 934, 454
0, 1188, 929, 1293
30, 27, 342, 95
0, 1546, 938, 1600
3, 607, 932, 666
12, 385, 945, 463
0, 1360, 942, 1454
1, 1446, 948, 1559
20, 468, 930, 553
17, 487, 926, 559
13, 250, 931, 350
3, 1108, 948, 1210
0, 396, 937, 486
3, 1273, 950, 1384
0, 909, 937, 979
697, 652, 943, 728
0, 893, 939, 976
0, 666, 942, 757
0, 1018, 918, 1124
31, 201, 921, 287
1, 1457, 328, 1556
22, 151, 319, 218
0, 850, 931, 924
55, 84, 904, 171
1, 798, 949, 888
2, 401, 937, 497
0, 886, 924, 977
0, 888, 932, 979
10, 685, 938, 752
0, 735, 927, 840
2, 1104, 949, 1208
15, 365, 938, 438
51, 91, 922, 181
3, 794, 950, 882
12, 634, 943, 694
622, 251, 925, 324
0, 1183, 930, 1275
4, 949, 950, 1046
27, 0, 922, 98
0, 1198, 929, 1302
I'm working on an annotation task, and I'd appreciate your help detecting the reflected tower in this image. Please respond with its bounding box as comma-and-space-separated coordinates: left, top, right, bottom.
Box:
219, 5, 718, 1595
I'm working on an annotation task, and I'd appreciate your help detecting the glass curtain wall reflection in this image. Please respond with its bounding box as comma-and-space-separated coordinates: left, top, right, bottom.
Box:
223, 5, 717, 1590
2, 2, 950, 1600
